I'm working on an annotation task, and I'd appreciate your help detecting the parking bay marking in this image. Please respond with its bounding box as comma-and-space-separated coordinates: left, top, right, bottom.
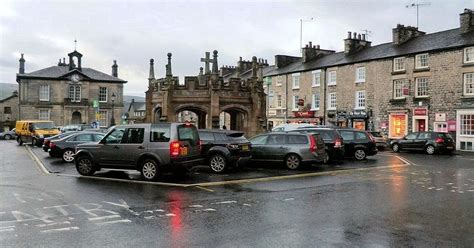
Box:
26, 147, 410, 188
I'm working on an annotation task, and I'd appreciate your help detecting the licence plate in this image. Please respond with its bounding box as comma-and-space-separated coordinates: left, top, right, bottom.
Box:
180, 147, 188, 156
446, 146, 453, 149
242, 145, 249, 151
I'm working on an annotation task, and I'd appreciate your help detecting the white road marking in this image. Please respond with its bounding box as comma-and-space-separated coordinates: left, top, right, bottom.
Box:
88, 215, 121, 221
0, 228, 15, 232
165, 213, 176, 217
36, 221, 71, 227
283, 198, 295, 201
214, 201, 237, 204
189, 205, 203, 208
203, 208, 216, 212
154, 209, 165, 212
25, 146, 50, 175
243, 203, 251, 207
41, 226, 79, 233
95, 219, 131, 226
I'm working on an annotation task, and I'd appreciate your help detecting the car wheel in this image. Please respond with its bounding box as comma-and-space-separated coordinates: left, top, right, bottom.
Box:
4, 134, 11, 140
62, 149, 75, 163
209, 154, 227, 173
425, 145, 436, 155
285, 154, 301, 170
354, 149, 367, 160
140, 159, 160, 181
75, 155, 96, 176
392, 144, 400, 153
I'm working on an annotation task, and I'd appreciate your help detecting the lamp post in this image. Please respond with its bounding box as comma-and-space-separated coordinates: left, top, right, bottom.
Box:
300, 17, 315, 52
110, 92, 116, 127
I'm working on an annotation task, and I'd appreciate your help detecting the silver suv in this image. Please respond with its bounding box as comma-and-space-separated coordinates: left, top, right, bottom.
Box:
74, 123, 203, 181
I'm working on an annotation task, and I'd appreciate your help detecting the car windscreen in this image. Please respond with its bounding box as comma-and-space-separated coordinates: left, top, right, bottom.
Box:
33, 122, 56, 130
178, 124, 199, 145
226, 132, 248, 142
370, 132, 383, 137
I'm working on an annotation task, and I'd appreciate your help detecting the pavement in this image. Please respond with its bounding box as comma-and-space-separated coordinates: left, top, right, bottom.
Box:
1, 140, 473, 247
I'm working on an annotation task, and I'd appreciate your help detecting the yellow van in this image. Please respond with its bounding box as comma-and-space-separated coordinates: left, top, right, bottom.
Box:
15, 120, 60, 146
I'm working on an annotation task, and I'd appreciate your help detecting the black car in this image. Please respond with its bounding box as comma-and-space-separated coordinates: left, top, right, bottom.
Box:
293, 127, 345, 162
49, 132, 105, 162
42, 132, 79, 152
198, 129, 251, 173
337, 129, 378, 160
390, 132, 455, 155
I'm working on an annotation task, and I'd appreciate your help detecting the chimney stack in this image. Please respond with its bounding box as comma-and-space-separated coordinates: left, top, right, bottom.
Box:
112, 60, 118, 77
392, 24, 425, 45
460, 8, 474, 34
19, 54, 25, 74
344, 31, 372, 54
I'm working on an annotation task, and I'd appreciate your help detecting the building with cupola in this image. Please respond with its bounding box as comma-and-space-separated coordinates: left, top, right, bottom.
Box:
16, 50, 127, 127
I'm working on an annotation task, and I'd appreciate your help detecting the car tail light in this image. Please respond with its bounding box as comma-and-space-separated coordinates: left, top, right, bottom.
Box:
309, 135, 317, 153
170, 141, 181, 157
435, 137, 444, 143
49, 142, 56, 149
334, 138, 343, 148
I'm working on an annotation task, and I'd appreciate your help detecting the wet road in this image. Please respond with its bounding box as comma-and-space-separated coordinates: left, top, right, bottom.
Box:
1, 140, 473, 247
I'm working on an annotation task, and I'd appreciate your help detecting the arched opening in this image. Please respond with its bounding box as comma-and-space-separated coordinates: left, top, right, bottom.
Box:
153, 107, 161, 123
71, 111, 82, 124
220, 106, 248, 131
175, 107, 208, 129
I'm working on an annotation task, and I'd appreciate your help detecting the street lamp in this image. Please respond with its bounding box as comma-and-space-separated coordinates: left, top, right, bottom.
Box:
110, 92, 116, 127
300, 17, 315, 52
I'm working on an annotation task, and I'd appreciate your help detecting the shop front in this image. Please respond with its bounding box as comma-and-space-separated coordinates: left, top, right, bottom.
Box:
412, 108, 428, 132
389, 111, 408, 139
292, 111, 323, 125
456, 109, 474, 152
336, 111, 348, 127
349, 110, 370, 130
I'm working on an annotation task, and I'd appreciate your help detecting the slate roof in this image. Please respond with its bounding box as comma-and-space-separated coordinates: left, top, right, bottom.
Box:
17, 65, 126, 83
128, 101, 146, 112
265, 28, 474, 77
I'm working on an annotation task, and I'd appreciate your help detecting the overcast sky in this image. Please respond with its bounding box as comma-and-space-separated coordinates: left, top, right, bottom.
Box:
0, 0, 471, 96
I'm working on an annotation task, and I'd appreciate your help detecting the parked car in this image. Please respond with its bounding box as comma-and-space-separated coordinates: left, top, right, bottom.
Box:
42, 132, 79, 152
74, 123, 203, 181
390, 132, 455, 155
0, 128, 16, 140
48, 132, 105, 162
198, 129, 251, 173
16, 120, 60, 146
271, 123, 315, 132
60, 124, 91, 133
248, 132, 328, 170
337, 129, 378, 160
369, 131, 388, 151
292, 127, 345, 162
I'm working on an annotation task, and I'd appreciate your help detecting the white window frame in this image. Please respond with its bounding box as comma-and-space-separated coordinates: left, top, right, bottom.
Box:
292, 73, 300, 89
460, 114, 474, 136
311, 93, 320, 110
98, 110, 108, 127
69, 85, 81, 102
415, 77, 429, 97
292, 95, 299, 111
38, 109, 50, 120
327, 92, 336, 110
355, 67, 366, 83
99, 87, 108, 102
415, 53, 429, 69
277, 95, 282, 108
393, 79, 407, 99
464, 47, 474, 64
355, 90, 366, 110
328, 71, 337, 86
433, 122, 448, 133
393, 57, 406, 72
464, 73, 474, 96
39, 85, 50, 102
312, 70, 321, 87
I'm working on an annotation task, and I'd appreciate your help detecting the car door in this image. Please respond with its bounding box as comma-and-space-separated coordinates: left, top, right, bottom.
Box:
198, 131, 215, 155
97, 127, 126, 166
413, 132, 430, 150
249, 135, 268, 160
339, 130, 355, 156
68, 133, 94, 150
266, 134, 287, 161
119, 127, 146, 166
400, 133, 418, 150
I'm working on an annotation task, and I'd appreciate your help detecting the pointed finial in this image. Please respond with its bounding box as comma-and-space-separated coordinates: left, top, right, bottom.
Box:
199, 67, 204, 76
166, 53, 172, 77
74, 39, 77, 51
212, 50, 218, 74
149, 58, 155, 80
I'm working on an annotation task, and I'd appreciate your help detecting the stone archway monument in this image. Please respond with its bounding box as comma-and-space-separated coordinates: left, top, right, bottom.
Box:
145, 51, 268, 137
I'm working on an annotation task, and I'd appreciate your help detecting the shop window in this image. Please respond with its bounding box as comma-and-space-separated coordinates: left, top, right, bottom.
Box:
434, 122, 447, 133
460, 141, 473, 151
353, 120, 366, 130
460, 114, 474, 135
390, 114, 407, 138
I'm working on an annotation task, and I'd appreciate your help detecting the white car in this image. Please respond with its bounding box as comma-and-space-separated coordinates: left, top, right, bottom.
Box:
271, 123, 316, 132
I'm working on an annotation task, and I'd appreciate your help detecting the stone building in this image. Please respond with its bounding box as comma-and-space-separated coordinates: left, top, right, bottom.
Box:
264, 9, 474, 151
145, 51, 267, 137
16, 50, 127, 127
0, 90, 19, 130
125, 98, 146, 124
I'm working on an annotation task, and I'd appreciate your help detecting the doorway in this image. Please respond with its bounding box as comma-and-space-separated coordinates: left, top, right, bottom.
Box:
71, 111, 82, 124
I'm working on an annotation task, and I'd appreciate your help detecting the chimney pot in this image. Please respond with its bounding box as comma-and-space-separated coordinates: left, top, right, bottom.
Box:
309, 41, 312, 47
316, 45, 320, 49
357, 34, 361, 40
362, 34, 366, 40
348, 31, 352, 39
353, 32, 357, 39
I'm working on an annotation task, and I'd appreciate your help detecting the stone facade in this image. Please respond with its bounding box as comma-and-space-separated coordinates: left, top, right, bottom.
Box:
145, 51, 267, 137
16, 51, 127, 127
0, 91, 19, 129
264, 9, 474, 151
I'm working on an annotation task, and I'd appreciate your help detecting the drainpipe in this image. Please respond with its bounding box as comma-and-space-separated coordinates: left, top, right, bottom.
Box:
322, 68, 327, 125
285, 74, 288, 123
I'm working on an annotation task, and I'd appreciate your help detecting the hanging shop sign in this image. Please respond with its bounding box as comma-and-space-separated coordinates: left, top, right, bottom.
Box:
294, 111, 315, 118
